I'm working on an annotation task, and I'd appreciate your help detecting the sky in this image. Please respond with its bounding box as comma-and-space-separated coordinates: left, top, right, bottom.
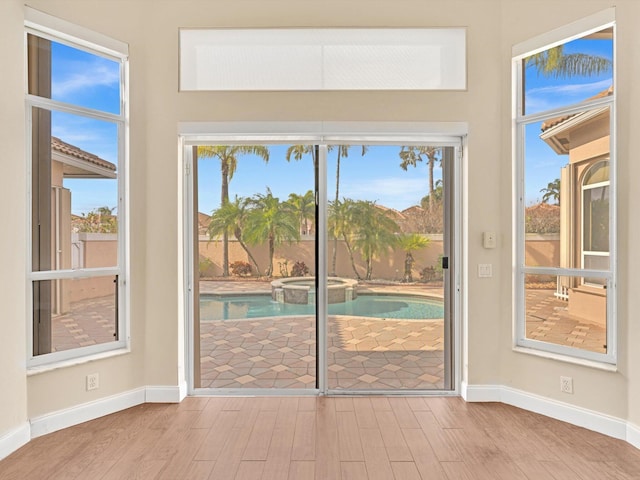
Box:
523, 33, 613, 205
49, 39, 121, 215
197, 145, 439, 214
49, 30, 612, 214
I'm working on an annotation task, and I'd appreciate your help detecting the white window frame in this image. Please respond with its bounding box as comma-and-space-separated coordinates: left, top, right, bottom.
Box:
25, 7, 130, 368
179, 121, 466, 395
512, 8, 617, 365
580, 161, 610, 287
179, 28, 466, 91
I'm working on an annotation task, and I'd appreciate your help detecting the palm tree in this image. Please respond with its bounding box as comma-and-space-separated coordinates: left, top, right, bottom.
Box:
287, 190, 315, 235
197, 145, 269, 276
331, 145, 368, 276
526, 45, 611, 79
540, 178, 561, 205
208, 196, 262, 276
244, 188, 300, 277
350, 200, 400, 281
328, 198, 361, 279
399, 146, 441, 212
397, 233, 430, 283
285, 144, 317, 170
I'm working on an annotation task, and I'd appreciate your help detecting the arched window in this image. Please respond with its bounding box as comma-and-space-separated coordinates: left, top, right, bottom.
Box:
582, 160, 609, 286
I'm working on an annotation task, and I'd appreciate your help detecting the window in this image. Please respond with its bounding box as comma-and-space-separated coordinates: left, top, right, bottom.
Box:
179, 28, 466, 91
25, 9, 128, 366
513, 10, 616, 363
582, 160, 609, 286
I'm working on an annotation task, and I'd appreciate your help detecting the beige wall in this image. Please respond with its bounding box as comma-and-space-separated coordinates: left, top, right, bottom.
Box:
1, 0, 639, 449
499, 0, 636, 422
0, 0, 28, 437
199, 237, 445, 280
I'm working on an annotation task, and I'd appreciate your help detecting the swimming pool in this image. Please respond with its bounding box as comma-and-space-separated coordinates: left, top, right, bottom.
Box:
200, 294, 443, 321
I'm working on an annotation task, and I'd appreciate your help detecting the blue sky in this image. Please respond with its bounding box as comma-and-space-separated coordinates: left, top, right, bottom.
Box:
50, 39, 120, 215
523, 33, 613, 205
50, 31, 612, 213
197, 145, 439, 214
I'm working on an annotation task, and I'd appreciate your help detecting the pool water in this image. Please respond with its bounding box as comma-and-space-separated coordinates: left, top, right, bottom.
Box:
200, 294, 444, 321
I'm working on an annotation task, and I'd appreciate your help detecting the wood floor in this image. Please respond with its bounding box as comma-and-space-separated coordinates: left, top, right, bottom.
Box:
1, 396, 639, 479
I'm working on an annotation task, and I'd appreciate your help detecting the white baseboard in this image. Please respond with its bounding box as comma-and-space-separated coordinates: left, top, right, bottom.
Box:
462, 383, 630, 443
30, 384, 189, 438
146, 383, 187, 403
0, 422, 30, 461
460, 381, 501, 402
30, 387, 146, 439
4, 384, 186, 458
628, 422, 640, 449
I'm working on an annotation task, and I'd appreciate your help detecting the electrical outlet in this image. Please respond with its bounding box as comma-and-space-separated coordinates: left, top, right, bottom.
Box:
560, 376, 573, 394
87, 373, 99, 391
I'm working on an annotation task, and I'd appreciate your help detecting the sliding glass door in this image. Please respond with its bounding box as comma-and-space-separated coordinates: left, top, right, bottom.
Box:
325, 144, 453, 391
186, 137, 457, 394
193, 144, 317, 390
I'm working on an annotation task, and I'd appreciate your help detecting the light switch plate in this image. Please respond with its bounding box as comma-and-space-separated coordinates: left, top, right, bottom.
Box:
483, 231, 496, 249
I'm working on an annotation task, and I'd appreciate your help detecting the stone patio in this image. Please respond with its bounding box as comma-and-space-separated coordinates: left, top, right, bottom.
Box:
44, 281, 607, 389
198, 280, 445, 391
525, 287, 607, 353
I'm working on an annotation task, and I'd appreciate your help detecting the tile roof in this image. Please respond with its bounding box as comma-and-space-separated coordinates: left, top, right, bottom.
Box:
51, 136, 116, 172
541, 86, 613, 132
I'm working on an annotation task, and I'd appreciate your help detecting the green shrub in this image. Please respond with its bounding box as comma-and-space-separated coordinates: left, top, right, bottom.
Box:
199, 257, 215, 278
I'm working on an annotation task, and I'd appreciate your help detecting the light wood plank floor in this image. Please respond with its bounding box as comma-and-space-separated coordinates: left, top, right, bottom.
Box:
1, 396, 639, 479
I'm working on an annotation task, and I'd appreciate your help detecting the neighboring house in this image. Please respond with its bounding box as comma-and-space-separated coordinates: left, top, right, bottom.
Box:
540, 88, 611, 325
50, 136, 116, 313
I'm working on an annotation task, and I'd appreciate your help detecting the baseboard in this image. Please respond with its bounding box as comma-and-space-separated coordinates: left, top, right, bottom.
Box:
460, 381, 502, 402
146, 383, 187, 403
628, 422, 640, 449
30, 387, 146, 439
462, 383, 629, 443
0, 422, 30, 461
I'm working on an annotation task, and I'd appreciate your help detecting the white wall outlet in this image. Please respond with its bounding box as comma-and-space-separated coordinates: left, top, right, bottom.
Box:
483, 231, 497, 249
560, 376, 573, 394
478, 263, 492, 278
87, 373, 99, 391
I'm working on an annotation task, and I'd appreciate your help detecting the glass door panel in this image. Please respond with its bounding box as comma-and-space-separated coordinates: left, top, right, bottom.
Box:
195, 144, 317, 390
326, 144, 450, 391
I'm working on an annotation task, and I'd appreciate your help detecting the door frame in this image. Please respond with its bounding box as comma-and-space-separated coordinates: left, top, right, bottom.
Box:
180, 121, 467, 396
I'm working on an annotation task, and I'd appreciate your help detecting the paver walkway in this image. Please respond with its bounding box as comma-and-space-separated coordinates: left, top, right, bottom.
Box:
199, 279, 445, 390
525, 287, 606, 353
46, 282, 606, 390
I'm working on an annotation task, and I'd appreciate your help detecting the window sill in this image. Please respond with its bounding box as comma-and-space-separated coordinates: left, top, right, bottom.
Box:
27, 347, 131, 376
512, 346, 617, 372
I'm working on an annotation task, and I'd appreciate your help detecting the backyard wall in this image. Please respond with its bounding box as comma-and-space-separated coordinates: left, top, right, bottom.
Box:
199, 235, 558, 281
198, 236, 445, 281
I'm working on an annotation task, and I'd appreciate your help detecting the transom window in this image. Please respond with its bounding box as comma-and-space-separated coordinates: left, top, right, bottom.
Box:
25, 8, 129, 366
513, 10, 616, 364
179, 28, 466, 91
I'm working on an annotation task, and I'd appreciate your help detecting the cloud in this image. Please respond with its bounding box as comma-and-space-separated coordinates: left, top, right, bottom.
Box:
341, 176, 427, 210
527, 78, 611, 96
52, 60, 120, 98
525, 79, 612, 112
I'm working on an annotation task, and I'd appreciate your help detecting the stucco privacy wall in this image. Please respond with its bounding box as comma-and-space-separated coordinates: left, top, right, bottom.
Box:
0, 0, 636, 448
